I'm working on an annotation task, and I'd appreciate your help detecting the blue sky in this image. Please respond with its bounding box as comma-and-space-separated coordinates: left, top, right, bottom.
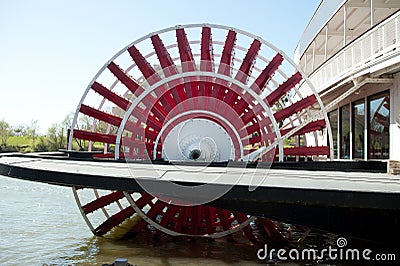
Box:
0, 0, 320, 133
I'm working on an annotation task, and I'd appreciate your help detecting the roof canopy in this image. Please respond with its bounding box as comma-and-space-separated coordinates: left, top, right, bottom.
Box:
295, 0, 400, 74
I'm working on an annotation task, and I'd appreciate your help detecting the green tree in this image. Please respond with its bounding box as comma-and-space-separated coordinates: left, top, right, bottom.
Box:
46, 123, 67, 151
0, 119, 11, 148
61, 113, 74, 149
35, 136, 49, 152
74, 115, 92, 150
26, 119, 39, 149
70, 114, 114, 151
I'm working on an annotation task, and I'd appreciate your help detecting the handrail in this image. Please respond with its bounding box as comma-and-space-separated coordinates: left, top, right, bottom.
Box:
308, 10, 400, 92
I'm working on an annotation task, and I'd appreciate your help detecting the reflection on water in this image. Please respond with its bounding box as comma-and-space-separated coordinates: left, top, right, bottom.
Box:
70, 235, 265, 265
1, 175, 371, 266
0, 175, 264, 265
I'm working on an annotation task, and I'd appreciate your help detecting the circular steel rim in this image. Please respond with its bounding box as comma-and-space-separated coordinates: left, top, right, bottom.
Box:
67, 23, 333, 240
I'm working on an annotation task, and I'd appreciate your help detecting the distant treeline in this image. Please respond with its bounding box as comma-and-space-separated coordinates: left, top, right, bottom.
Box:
0, 113, 113, 153
0, 115, 72, 153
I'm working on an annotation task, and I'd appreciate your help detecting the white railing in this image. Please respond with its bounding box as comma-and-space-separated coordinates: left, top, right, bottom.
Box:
309, 11, 400, 92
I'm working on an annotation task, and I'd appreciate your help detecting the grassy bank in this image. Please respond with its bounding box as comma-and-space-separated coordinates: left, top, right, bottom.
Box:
1, 135, 57, 153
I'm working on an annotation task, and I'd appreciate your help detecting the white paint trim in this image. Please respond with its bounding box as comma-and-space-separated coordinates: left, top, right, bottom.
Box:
68, 24, 330, 162
72, 188, 95, 232
371, 0, 375, 28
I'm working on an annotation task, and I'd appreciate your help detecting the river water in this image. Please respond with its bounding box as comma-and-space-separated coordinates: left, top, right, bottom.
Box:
0, 175, 278, 265
3, 174, 389, 266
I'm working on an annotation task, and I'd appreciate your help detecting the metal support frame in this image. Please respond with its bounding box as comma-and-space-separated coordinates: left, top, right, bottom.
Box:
324, 77, 393, 111
371, 0, 375, 28
69, 24, 332, 163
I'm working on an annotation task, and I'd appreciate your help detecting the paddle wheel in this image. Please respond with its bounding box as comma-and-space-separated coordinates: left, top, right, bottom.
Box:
68, 24, 332, 243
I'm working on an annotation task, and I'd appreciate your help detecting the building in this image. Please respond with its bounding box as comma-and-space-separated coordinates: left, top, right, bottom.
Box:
295, 0, 400, 164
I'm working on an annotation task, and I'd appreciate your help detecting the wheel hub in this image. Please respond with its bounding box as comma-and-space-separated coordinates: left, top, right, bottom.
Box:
162, 118, 234, 162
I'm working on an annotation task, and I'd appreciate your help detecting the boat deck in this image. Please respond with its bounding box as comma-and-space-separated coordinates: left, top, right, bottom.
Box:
1, 153, 399, 243
0, 154, 398, 194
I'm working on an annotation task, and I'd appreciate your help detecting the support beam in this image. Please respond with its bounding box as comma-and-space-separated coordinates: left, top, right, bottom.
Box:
176, 28, 198, 98
73, 130, 117, 144
266, 72, 303, 105
94, 207, 135, 236
213, 30, 236, 100
250, 53, 283, 94
312, 41, 316, 72
280, 119, 326, 136
235, 39, 261, 84
324, 78, 394, 111
284, 146, 330, 156
151, 34, 187, 103
91, 82, 130, 111
80, 104, 122, 127
128, 44, 174, 112
371, 0, 375, 27
274, 95, 317, 122
200, 26, 213, 96
344, 4, 347, 47
325, 26, 329, 61
224, 39, 261, 106
107, 62, 143, 95
82, 191, 125, 214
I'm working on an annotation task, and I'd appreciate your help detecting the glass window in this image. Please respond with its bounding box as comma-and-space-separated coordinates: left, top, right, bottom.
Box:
340, 105, 350, 159
328, 110, 338, 158
353, 100, 365, 159
368, 91, 390, 159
